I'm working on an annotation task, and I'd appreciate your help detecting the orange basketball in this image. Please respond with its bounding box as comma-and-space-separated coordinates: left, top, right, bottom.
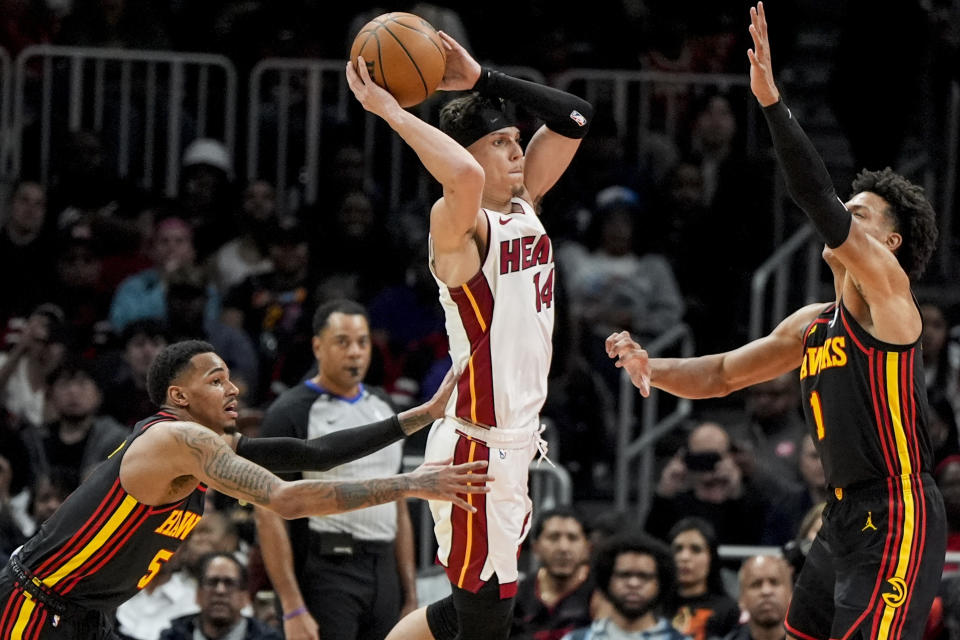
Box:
349, 12, 447, 108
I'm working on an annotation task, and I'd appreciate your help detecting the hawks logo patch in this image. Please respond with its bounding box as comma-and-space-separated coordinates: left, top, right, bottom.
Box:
882, 576, 907, 608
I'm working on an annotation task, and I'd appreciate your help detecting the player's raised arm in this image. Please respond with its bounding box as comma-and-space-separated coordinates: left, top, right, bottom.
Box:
436, 31, 594, 205
346, 55, 483, 250
747, 3, 911, 304
165, 421, 490, 518
606, 303, 823, 398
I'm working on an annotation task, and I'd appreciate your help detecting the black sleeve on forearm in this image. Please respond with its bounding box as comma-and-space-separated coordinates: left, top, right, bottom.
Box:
762, 99, 851, 248
235, 415, 404, 473
474, 68, 594, 139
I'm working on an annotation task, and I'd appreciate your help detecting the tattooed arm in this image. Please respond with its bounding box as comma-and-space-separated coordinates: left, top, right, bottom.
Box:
170, 422, 491, 519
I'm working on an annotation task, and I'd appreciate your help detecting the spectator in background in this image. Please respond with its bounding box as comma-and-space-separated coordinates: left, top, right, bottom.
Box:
116, 511, 242, 640
647, 422, 774, 546
98, 319, 169, 427
310, 189, 396, 303
209, 179, 278, 292
512, 507, 594, 640
562, 532, 685, 640
936, 455, 960, 573
761, 434, 828, 546
781, 502, 826, 578
921, 302, 958, 401
929, 391, 960, 467
165, 265, 259, 400
0, 180, 56, 326
223, 221, 315, 401
667, 518, 739, 640
178, 138, 237, 258
159, 552, 281, 640
0, 455, 26, 565
21, 358, 128, 482
567, 191, 684, 394
0, 0, 57, 56
50, 224, 113, 354
724, 556, 792, 640
108, 216, 220, 332
0, 303, 69, 428
730, 373, 807, 499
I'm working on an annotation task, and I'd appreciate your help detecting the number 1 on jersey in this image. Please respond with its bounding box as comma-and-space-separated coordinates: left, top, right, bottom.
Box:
809, 391, 825, 440
533, 268, 554, 312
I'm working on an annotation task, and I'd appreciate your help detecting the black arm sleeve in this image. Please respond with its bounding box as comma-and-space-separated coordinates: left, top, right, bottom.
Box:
235, 415, 404, 473
474, 68, 594, 139
762, 99, 851, 248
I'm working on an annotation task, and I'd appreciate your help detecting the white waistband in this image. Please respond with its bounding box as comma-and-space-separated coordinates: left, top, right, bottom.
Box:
448, 417, 555, 467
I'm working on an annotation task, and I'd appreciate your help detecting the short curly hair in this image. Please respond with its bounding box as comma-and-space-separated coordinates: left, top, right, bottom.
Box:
146, 339, 215, 406
850, 168, 938, 280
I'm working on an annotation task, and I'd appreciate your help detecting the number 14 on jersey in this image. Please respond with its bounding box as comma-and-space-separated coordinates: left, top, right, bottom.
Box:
533, 267, 554, 312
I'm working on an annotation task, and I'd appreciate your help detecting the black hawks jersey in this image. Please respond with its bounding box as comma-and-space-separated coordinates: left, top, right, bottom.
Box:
799, 302, 934, 488
10, 412, 206, 612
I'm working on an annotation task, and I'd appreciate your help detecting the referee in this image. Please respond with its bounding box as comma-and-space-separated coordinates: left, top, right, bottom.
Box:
255, 299, 416, 640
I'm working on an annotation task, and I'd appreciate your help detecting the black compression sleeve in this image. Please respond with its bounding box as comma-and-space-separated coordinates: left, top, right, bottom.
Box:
474, 68, 593, 139
235, 415, 404, 473
762, 99, 851, 248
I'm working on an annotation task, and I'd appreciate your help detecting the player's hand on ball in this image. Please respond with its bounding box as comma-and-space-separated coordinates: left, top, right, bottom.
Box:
436, 31, 481, 91
605, 331, 652, 397
346, 55, 398, 117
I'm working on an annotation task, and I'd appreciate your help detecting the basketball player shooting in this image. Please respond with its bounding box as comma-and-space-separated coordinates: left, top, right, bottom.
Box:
347, 29, 593, 640
607, 3, 946, 638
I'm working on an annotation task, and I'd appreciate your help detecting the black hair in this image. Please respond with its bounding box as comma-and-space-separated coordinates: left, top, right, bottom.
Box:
28, 468, 79, 519
197, 551, 248, 585
849, 167, 938, 280
45, 357, 100, 388
121, 318, 169, 347
531, 505, 587, 540
312, 299, 368, 336
146, 340, 215, 406
667, 516, 726, 596
439, 93, 517, 148
593, 531, 675, 612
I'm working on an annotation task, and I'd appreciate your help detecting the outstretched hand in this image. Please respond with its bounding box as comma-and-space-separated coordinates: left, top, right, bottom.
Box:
408, 458, 492, 512
747, 2, 780, 107
605, 331, 652, 397
436, 31, 481, 91
345, 55, 399, 118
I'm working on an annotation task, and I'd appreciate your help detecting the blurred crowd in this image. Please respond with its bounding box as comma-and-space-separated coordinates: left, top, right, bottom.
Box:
1, 0, 960, 639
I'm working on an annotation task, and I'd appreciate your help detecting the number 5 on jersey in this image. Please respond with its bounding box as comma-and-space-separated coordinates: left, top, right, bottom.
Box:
533, 267, 554, 312
138, 548, 174, 588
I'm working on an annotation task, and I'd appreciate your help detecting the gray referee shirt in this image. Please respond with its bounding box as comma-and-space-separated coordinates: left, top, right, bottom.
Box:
259, 380, 402, 542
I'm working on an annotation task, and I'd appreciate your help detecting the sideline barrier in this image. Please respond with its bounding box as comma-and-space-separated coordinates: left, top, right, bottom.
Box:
11, 45, 236, 195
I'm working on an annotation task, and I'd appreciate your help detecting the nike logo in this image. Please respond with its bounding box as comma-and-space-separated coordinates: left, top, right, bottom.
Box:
499, 217, 512, 225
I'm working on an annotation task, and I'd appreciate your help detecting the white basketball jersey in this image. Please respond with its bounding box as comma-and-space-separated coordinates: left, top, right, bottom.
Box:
429, 198, 554, 430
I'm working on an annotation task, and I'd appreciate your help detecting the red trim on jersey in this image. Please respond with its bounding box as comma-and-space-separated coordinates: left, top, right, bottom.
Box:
784, 619, 823, 640
444, 435, 490, 594
868, 352, 898, 477
24, 603, 45, 640
35, 479, 125, 578
840, 305, 871, 355
500, 580, 518, 599
856, 478, 904, 639
449, 271, 497, 427
197, 483, 208, 492
59, 503, 150, 595
0, 589, 25, 637
895, 475, 928, 639
140, 415, 173, 431
904, 351, 921, 472
804, 317, 830, 341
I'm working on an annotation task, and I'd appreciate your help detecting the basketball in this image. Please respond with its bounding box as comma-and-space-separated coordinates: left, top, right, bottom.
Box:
349, 12, 446, 108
